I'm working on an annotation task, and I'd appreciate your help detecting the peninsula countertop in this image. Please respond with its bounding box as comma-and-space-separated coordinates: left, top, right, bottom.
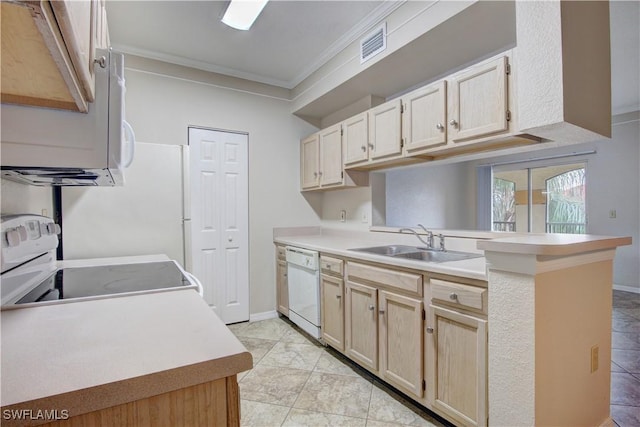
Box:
1, 289, 252, 420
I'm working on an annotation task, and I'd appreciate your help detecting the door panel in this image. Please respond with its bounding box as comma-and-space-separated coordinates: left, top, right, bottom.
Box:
319, 124, 343, 186
321, 275, 344, 351
403, 81, 447, 152
189, 127, 249, 324
345, 281, 378, 371
369, 99, 402, 160
301, 134, 319, 189
343, 112, 368, 165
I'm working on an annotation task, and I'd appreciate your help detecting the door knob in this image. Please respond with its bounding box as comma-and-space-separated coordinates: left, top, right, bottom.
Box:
436, 123, 444, 131
449, 119, 458, 128
426, 327, 434, 334
228, 237, 233, 242
368, 304, 375, 311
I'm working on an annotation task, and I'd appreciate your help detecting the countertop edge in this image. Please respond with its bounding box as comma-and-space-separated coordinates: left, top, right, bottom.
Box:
0, 352, 252, 424
477, 236, 632, 256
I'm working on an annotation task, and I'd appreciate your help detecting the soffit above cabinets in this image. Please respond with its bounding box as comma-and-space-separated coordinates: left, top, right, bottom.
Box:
292, 1, 517, 125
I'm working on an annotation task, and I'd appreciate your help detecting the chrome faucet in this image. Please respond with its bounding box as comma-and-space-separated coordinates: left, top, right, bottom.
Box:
399, 224, 434, 249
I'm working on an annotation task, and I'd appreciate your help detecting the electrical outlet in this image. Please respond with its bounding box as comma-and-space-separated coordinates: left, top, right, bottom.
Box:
591, 345, 599, 373
609, 210, 617, 219
41, 209, 48, 217
339, 210, 346, 222
361, 212, 368, 223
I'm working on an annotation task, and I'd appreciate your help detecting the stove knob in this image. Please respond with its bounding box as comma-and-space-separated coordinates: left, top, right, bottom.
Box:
16, 225, 28, 241
5, 229, 21, 247
46, 223, 60, 235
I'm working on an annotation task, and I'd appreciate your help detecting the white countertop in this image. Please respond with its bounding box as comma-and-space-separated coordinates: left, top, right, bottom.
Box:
274, 232, 487, 281
1, 289, 251, 415
478, 234, 632, 256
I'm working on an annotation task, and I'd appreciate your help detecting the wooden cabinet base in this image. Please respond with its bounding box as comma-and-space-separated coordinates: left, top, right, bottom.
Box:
40, 376, 240, 427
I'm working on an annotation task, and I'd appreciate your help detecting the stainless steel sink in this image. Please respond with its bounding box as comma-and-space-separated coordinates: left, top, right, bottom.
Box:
349, 245, 483, 263
349, 245, 420, 256
393, 250, 483, 263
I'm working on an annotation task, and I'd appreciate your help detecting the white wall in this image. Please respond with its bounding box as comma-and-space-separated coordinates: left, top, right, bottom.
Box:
384, 162, 476, 229
0, 180, 53, 217
66, 57, 319, 316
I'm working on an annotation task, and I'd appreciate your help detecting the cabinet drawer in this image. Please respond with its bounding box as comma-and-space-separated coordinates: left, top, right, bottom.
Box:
347, 262, 422, 295
321, 255, 344, 277
276, 245, 286, 261
431, 279, 486, 313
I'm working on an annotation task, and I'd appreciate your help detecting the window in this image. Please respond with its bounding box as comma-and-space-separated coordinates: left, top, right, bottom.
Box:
492, 162, 586, 234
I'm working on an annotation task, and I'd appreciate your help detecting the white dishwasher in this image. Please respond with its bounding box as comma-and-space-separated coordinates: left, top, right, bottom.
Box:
286, 246, 321, 339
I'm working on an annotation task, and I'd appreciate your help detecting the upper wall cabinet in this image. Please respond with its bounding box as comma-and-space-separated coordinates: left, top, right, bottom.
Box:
343, 112, 369, 165
1, 0, 108, 112
402, 81, 448, 154
402, 56, 532, 158
301, 124, 368, 192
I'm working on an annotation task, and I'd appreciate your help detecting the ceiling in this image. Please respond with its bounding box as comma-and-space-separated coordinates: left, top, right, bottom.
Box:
106, 0, 639, 115
106, 0, 398, 89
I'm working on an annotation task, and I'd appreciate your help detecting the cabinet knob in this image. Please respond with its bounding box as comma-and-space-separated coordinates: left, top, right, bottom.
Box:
318, 171, 323, 176
449, 293, 458, 301
379, 309, 385, 315
313, 172, 318, 178
436, 123, 444, 131
449, 119, 458, 128
368, 304, 375, 311
368, 143, 374, 150
284, 273, 287, 277
361, 145, 366, 152
426, 327, 434, 334
336, 295, 341, 299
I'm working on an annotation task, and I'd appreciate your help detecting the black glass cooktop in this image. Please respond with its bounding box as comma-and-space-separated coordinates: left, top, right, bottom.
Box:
16, 261, 191, 304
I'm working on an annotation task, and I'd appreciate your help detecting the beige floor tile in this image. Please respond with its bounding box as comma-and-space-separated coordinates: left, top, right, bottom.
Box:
237, 369, 250, 382
366, 420, 411, 427
367, 384, 440, 427
260, 341, 324, 370
230, 318, 293, 340
294, 372, 373, 418
240, 399, 290, 427
282, 408, 367, 427
240, 364, 311, 406
280, 328, 322, 345
238, 336, 278, 364
314, 352, 363, 377
611, 404, 640, 427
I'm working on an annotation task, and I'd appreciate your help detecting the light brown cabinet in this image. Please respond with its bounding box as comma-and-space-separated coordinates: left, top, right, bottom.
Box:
345, 261, 424, 399
1, 0, 109, 112
379, 290, 424, 398
426, 278, 487, 427
345, 280, 378, 371
275, 245, 288, 316
402, 81, 448, 154
300, 124, 368, 192
405, 56, 515, 157
321, 255, 345, 350
344, 99, 403, 169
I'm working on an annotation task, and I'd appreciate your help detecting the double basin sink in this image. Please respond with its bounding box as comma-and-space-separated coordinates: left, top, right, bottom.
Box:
349, 245, 483, 263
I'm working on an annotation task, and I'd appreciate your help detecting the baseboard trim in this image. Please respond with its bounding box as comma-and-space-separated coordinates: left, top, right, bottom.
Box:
613, 284, 640, 294
249, 310, 279, 322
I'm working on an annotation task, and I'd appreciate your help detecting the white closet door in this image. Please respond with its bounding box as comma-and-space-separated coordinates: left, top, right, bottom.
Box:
189, 127, 249, 324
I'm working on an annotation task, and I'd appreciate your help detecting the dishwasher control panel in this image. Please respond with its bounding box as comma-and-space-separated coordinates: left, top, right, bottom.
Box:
285, 246, 319, 270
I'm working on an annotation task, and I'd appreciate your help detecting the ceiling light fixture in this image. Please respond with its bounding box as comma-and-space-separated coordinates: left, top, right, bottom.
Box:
221, 0, 269, 31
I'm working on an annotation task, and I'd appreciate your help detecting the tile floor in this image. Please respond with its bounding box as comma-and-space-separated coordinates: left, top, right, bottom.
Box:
230, 289, 640, 427
228, 317, 450, 427
611, 290, 640, 427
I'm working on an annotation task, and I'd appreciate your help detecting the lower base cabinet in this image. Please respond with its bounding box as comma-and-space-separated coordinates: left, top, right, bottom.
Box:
427, 305, 487, 427
321, 274, 344, 351
345, 281, 378, 371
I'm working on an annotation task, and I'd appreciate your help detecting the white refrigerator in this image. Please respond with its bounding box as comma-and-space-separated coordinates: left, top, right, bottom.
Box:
62, 142, 190, 268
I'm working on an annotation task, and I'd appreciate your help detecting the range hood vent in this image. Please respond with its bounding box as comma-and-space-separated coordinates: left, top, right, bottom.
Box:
360, 23, 386, 64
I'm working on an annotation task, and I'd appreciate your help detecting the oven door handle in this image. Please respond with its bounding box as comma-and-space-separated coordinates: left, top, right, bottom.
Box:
185, 272, 204, 298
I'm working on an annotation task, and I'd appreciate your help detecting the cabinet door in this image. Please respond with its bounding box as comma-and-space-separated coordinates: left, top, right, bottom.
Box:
319, 124, 343, 187
300, 134, 320, 189
379, 291, 424, 398
427, 305, 487, 427
50, 0, 98, 102
448, 56, 508, 143
343, 112, 369, 165
345, 281, 378, 371
369, 99, 402, 160
402, 81, 447, 153
276, 260, 288, 316
321, 274, 344, 351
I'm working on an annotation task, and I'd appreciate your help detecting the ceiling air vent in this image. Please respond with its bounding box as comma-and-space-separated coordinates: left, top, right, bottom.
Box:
360, 23, 386, 64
